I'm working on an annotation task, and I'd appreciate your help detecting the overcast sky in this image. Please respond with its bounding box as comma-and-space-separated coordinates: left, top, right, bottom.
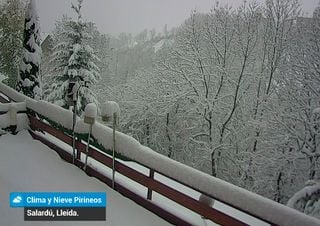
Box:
35, 0, 319, 35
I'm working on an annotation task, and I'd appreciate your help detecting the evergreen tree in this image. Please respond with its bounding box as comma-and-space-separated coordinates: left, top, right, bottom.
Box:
16, 0, 42, 99
287, 180, 320, 219
47, 0, 100, 114
0, 0, 25, 88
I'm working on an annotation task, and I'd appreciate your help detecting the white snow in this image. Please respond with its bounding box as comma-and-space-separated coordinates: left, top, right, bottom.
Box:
25, 0, 38, 30
22, 78, 33, 87
73, 152, 269, 226
23, 49, 41, 66
153, 39, 174, 53
124, 162, 268, 226
16, 0, 41, 100
75, 120, 140, 155
0, 84, 319, 225
74, 119, 320, 226
68, 69, 78, 77
313, 107, 320, 115
100, 101, 120, 120
0, 113, 29, 131
27, 100, 76, 130
287, 181, 320, 219
0, 131, 171, 226
0, 128, 6, 135
30, 129, 211, 226
33, 85, 42, 101
19, 61, 33, 73
0, 72, 8, 82
0, 102, 28, 131
0, 83, 34, 103
40, 32, 49, 45
0, 102, 26, 112
84, 103, 97, 119
27, 34, 40, 52
154, 39, 165, 53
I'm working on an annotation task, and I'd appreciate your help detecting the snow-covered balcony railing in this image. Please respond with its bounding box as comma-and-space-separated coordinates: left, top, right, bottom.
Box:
0, 99, 28, 134
0, 82, 319, 226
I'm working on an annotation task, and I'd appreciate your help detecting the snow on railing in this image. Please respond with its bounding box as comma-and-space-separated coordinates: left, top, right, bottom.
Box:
27, 99, 76, 130
1, 82, 320, 226
0, 100, 28, 134
73, 120, 320, 226
0, 83, 34, 103
0, 102, 26, 112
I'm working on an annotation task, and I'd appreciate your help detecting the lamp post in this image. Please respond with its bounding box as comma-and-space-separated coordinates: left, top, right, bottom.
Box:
101, 101, 120, 189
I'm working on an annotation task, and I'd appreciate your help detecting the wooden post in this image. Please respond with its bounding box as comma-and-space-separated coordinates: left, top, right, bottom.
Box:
84, 124, 92, 171
72, 101, 77, 164
199, 193, 215, 221
112, 112, 116, 189
147, 169, 155, 200
9, 104, 17, 134
76, 136, 81, 160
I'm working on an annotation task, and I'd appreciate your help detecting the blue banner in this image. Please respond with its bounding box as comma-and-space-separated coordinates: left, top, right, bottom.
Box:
10, 192, 107, 208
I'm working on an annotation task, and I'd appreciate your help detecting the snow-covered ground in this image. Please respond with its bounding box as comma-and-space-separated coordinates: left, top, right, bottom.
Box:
0, 131, 171, 226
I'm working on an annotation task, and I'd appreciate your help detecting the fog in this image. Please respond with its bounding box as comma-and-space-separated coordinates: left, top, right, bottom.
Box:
36, 0, 319, 35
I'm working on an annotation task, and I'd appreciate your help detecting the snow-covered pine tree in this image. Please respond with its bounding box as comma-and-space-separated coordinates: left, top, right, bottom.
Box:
16, 0, 42, 99
47, 0, 100, 114
0, 0, 25, 88
287, 180, 320, 219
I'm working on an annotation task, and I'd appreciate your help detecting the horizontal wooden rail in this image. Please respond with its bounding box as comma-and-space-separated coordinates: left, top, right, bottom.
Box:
84, 166, 192, 226
0, 93, 10, 103
76, 130, 266, 224
29, 130, 75, 165
29, 115, 73, 146
116, 158, 246, 226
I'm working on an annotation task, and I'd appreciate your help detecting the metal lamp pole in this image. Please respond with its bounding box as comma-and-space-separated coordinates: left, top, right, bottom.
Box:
112, 112, 117, 189
71, 82, 80, 164
101, 101, 120, 190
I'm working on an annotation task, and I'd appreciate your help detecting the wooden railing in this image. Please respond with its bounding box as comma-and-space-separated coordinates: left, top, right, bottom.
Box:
0, 93, 10, 103
1, 83, 319, 226
0, 95, 27, 134
28, 115, 246, 226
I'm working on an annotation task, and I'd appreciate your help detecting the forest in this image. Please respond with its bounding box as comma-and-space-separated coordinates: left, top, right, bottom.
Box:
1, 0, 320, 208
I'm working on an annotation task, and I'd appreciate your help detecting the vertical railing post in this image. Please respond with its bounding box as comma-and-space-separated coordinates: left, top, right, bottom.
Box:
84, 124, 92, 171
147, 169, 155, 200
72, 100, 77, 164
75, 137, 81, 161
9, 104, 17, 134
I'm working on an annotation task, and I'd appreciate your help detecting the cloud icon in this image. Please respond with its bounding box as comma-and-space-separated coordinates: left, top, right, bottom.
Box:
12, 196, 22, 203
